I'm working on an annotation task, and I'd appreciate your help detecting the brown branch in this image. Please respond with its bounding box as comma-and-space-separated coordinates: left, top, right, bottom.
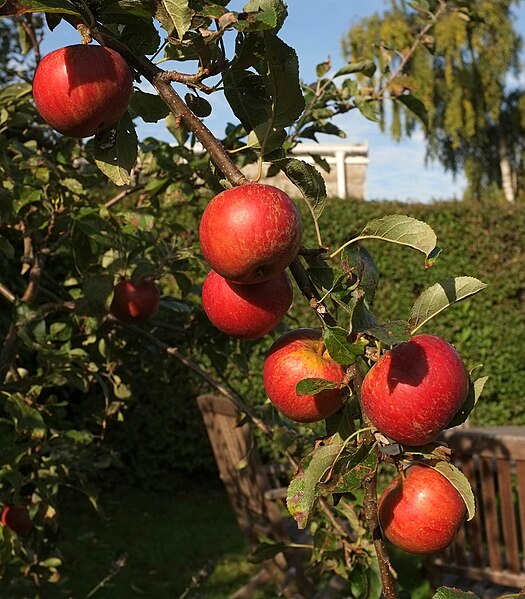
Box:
350, 361, 398, 598
115, 319, 273, 437
115, 318, 357, 549
288, 258, 338, 327
90, 24, 248, 188
362, 459, 397, 599
382, 0, 448, 93
21, 15, 41, 64
104, 184, 145, 209
0, 283, 16, 304
159, 68, 218, 93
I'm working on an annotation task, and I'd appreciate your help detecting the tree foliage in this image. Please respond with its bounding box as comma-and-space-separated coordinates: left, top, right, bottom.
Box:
0, 1, 493, 597
343, 0, 524, 203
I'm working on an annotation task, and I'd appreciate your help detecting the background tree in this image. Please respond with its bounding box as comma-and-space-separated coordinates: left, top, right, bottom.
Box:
342, 0, 524, 203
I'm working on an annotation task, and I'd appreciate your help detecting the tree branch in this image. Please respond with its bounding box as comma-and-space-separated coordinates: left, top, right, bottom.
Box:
104, 184, 145, 209
91, 24, 249, 188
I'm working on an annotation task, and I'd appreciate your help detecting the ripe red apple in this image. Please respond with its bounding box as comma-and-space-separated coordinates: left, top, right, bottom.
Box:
263, 328, 346, 423
202, 269, 293, 340
1, 505, 33, 537
199, 183, 302, 284
109, 279, 160, 323
378, 464, 466, 554
32, 44, 133, 138
360, 334, 469, 446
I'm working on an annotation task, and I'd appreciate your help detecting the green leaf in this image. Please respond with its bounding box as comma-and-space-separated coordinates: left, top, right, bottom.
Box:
130, 90, 170, 123
6, 395, 46, 440
161, 0, 194, 38
354, 96, 379, 122
360, 214, 438, 260
287, 443, 344, 528
249, 538, 309, 564
396, 93, 428, 129
235, 8, 277, 31
185, 94, 212, 118
431, 461, 475, 521
0, 0, 81, 16
39, 557, 62, 568
94, 112, 138, 186
433, 587, 480, 598
318, 446, 377, 495
325, 400, 359, 438
223, 69, 271, 132
272, 158, 326, 218
409, 276, 487, 333
295, 377, 341, 396
323, 325, 365, 365
316, 60, 331, 78
59, 177, 85, 195
334, 59, 376, 78
120, 19, 161, 56
246, 123, 286, 152
0, 235, 14, 259
362, 321, 412, 345
260, 32, 305, 130
340, 244, 379, 303
446, 374, 488, 429
242, 0, 287, 31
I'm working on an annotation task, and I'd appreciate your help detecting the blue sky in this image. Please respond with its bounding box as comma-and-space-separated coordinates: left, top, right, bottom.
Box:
40, 0, 525, 202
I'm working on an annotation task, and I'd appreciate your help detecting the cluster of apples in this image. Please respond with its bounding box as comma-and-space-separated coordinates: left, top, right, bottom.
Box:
361, 334, 471, 554
199, 183, 353, 423
199, 183, 352, 422
200, 183, 471, 555
32, 44, 133, 139
32, 42, 470, 556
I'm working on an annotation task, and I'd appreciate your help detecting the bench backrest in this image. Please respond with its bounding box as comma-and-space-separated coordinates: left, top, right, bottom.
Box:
196, 394, 288, 547
432, 427, 525, 589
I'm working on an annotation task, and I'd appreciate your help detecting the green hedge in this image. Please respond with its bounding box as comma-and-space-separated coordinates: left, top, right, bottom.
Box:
298, 199, 525, 426
103, 199, 524, 486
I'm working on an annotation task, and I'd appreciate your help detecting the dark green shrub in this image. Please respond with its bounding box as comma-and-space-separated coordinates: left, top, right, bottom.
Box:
298, 198, 525, 425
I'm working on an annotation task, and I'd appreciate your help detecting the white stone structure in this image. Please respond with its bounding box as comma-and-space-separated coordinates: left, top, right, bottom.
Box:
242, 142, 369, 200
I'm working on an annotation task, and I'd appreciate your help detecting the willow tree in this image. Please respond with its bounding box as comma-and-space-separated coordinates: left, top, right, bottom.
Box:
343, 0, 523, 203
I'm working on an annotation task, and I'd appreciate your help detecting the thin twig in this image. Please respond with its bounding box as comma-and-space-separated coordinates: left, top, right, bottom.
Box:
104, 184, 144, 209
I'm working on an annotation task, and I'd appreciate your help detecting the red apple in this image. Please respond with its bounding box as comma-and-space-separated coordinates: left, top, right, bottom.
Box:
360, 334, 469, 446
109, 279, 160, 323
1, 505, 33, 537
32, 44, 133, 138
378, 464, 466, 554
199, 183, 302, 284
263, 328, 346, 423
202, 269, 293, 340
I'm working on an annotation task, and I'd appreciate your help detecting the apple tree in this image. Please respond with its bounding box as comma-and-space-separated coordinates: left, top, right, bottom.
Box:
0, 1, 500, 598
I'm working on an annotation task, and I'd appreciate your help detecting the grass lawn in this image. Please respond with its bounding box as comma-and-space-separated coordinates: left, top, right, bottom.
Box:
0, 483, 432, 599
0, 485, 264, 599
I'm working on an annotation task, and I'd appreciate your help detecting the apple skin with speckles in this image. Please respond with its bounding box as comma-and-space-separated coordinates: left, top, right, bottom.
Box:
378, 464, 466, 554
360, 334, 469, 446
263, 328, 346, 423
33, 44, 133, 138
202, 269, 293, 340
199, 183, 302, 285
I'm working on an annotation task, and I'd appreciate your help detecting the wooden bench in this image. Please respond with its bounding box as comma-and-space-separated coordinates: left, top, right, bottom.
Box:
428, 426, 525, 598
198, 394, 525, 598
196, 394, 350, 599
